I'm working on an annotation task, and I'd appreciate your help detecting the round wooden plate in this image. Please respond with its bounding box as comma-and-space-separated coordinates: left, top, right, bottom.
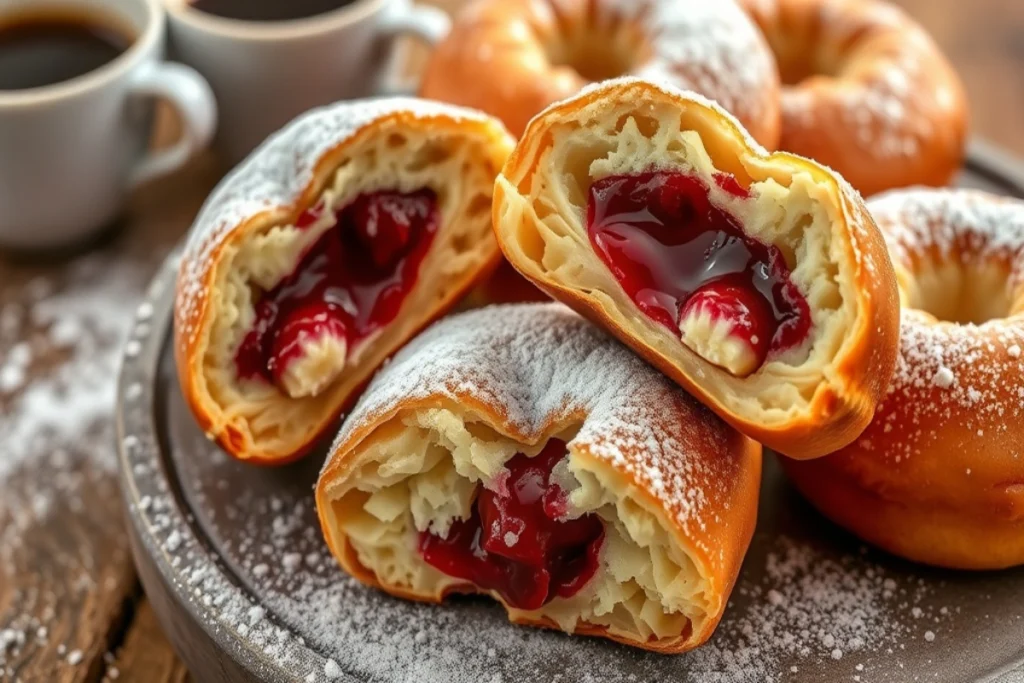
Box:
117, 143, 1024, 683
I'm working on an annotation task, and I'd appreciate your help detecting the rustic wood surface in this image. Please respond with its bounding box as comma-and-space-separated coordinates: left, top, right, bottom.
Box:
0, 1, 1020, 681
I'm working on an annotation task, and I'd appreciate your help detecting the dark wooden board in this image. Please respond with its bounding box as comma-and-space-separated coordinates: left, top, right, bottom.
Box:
116, 146, 1024, 683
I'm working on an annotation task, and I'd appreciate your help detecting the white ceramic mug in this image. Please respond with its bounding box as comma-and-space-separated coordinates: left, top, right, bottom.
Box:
0, 0, 217, 251
162, 0, 450, 164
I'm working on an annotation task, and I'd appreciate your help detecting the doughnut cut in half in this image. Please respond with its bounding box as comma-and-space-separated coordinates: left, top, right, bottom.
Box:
493, 78, 900, 460
175, 98, 514, 464
316, 304, 761, 653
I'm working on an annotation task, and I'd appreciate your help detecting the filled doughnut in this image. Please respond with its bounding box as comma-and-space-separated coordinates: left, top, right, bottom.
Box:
175, 99, 514, 464
493, 78, 900, 460
740, 0, 968, 197
421, 0, 781, 148
781, 189, 1024, 570
316, 304, 761, 653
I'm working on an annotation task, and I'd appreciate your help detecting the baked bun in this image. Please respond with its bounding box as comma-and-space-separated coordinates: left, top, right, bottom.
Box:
316, 304, 761, 653
421, 0, 781, 148
740, 0, 968, 197
781, 189, 1024, 570
493, 78, 900, 460
175, 98, 514, 464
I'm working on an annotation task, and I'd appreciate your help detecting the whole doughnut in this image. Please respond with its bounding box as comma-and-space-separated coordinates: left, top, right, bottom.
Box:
421, 0, 781, 148
781, 189, 1024, 570
741, 0, 968, 197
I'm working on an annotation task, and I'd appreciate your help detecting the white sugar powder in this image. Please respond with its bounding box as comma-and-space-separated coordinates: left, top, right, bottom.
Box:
0, 251, 157, 671
932, 366, 955, 389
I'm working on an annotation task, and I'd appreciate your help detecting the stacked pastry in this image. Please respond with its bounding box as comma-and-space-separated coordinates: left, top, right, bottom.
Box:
173, 0, 1024, 659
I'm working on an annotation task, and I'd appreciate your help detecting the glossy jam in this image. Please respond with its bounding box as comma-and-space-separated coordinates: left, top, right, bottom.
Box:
235, 189, 438, 383
419, 440, 604, 611
587, 171, 811, 364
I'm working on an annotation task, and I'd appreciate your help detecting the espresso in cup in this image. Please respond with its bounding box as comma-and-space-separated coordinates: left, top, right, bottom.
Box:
188, 0, 359, 22
164, 0, 451, 164
0, 0, 217, 251
0, 10, 133, 91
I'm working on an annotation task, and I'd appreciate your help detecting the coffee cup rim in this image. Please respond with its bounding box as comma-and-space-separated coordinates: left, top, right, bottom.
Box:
161, 0, 388, 42
0, 0, 166, 109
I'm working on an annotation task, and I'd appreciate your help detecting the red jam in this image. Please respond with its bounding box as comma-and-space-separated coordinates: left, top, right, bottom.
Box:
235, 189, 438, 384
419, 440, 604, 611
587, 171, 811, 368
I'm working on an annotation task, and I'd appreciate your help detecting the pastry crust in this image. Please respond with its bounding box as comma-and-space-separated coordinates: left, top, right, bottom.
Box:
421, 0, 781, 147
740, 0, 968, 197
781, 189, 1024, 569
175, 98, 514, 464
316, 304, 761, 653
493, 78, 900, 460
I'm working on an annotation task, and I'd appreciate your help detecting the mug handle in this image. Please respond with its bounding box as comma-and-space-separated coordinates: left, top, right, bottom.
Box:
377, 3, 451, 97
127, 61, 218, 188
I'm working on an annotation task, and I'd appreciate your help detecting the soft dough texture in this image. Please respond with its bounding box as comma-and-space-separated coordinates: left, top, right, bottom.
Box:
421, 0, 781, 147
493, 78, 900, 460
781, 189, 1024, 570
740, 0, 968, 197
175, 98, 514, 464
316, 304, 761, 653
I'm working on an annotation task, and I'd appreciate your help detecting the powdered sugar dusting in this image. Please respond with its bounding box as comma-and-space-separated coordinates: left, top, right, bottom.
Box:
0, 255, 151, 532
175, 97, 494, 345
613, 0, 778, 134
820, 188, 1024, 515
556, 77, 768, 157
325, 303, 749, 569
1, 251, 155, 673
861, 189, 1024, 462
151, 433, 981, 683
871, 188, 1024, 283
688, 537, 953, 681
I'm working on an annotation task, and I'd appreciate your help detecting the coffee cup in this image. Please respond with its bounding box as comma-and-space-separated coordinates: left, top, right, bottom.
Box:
0, 0, 217, 251
162, 0, 450, 165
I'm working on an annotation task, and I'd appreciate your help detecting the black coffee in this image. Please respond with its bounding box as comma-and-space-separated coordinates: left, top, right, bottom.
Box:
189, 0, 358, 22
0, 11, 132, 91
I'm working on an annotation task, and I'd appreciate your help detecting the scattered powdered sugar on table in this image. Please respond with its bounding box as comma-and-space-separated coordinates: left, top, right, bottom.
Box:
615, 0, 778, 133
0, 254, 151, 539
135, 317, 975, 683
687, 538, 954, 681
156, 437, 965, 683
0, 251, 156, 673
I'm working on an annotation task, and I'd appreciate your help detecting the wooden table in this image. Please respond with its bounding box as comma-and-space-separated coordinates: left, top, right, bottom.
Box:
0, 1, 1021, 681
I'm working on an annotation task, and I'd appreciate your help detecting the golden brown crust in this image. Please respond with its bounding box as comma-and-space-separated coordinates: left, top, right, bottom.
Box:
780, 455, 1024, 570
421, 0, 781, 147
781, 188, 1024, 569
315, 304, 761, 653
174, 99, 514, 464
740, 0, 968, 197
493, 78, 900, 460
324, 437, 755, 653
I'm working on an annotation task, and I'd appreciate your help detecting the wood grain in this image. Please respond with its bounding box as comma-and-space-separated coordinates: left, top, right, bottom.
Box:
0, 128, 221, 683
105, 602, 191, 683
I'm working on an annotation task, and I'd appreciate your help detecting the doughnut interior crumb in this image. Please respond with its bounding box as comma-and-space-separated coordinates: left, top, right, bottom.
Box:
496, 91, 862, 426
321, 408, 709, 645
197, 127, 499, 456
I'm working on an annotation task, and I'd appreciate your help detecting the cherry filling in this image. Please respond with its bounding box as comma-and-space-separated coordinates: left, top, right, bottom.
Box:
586, 171, 811, 373
235, 189, 439, 390
419, 440, 604, 611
